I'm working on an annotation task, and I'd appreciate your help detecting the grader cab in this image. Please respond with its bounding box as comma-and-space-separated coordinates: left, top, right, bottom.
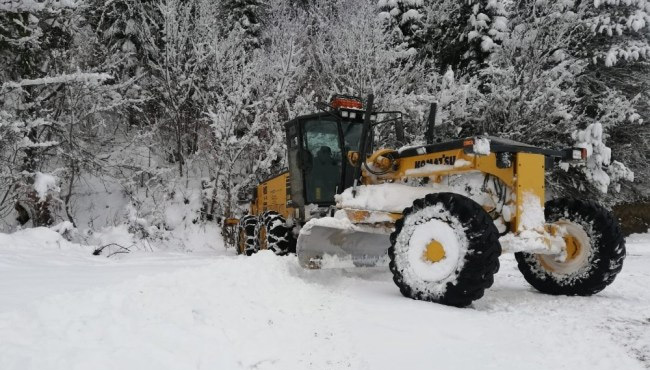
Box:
234, 94, 625, 307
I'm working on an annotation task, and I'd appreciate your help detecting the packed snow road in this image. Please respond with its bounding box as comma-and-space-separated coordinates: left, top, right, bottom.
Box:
0, 229, 649, 370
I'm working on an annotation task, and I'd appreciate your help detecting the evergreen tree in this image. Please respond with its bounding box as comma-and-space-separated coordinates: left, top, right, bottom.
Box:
1, 2, 76, 226
421, 0, 508, 75
377, 0, 426, 51
220, 0, 264, 50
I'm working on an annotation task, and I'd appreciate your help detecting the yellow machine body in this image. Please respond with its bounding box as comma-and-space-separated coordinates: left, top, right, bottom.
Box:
250, 171, 294, 220
242, 144, 546, 236
294, 142, 560, 267
366, 147, 546, 232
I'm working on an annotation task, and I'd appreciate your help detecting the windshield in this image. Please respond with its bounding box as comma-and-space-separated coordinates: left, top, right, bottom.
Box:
303, 118, 342, 204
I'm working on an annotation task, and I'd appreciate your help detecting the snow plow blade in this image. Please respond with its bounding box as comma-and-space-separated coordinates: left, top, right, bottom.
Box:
296, 223, 391, 268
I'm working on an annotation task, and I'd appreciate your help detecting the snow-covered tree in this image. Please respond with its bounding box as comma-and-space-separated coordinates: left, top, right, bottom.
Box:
220, 0, 265, 50
308, 0, 438, 143
434, 0, 645, 200
0, 0, 141, 228
206, 0, 309, 217
421, 0, 508, 74
1, 1, 78, 226
377, 0, 426, 51
0, 0, 646, 232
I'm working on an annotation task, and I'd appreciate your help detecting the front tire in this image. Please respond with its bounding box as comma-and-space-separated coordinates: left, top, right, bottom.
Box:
388, 193, 501, 307
515, 198, 625, 296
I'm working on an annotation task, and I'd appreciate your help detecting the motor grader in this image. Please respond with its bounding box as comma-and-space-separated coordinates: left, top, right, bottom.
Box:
233, 94, 625, 307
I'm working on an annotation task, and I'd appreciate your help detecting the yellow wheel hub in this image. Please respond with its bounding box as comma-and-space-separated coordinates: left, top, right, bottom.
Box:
422, 239, 446, 263
259, 226, 268, 250
563, 235, 581, 261
537, 221, 590, 274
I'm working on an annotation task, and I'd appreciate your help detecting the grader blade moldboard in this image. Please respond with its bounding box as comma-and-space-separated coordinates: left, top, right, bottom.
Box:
296, 224, 391, 268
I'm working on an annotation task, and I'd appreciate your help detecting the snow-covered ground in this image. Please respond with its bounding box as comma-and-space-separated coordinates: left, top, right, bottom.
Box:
1, 229, 649, 370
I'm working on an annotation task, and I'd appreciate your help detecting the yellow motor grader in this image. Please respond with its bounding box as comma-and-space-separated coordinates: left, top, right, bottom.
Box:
234, 94, 625, 307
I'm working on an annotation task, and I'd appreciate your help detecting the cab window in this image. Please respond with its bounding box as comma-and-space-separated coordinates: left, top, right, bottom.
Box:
303, 118, 341, 204
341, 121, 363, 152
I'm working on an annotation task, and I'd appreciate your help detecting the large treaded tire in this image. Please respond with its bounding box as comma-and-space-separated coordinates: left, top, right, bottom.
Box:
388, 192, 501, 307
255, 211, 296, 255
236, 215, 258, 256
515, 198, 625, 296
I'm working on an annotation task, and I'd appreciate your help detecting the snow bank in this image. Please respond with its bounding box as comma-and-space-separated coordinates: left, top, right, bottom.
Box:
0, 216, 221, 256
86, 223, 223, 254
0, 227, 87, 251
164, 189, 203, 230
0, 251, 365, 370
0, 229, 649, 369
89, 224, 136, 249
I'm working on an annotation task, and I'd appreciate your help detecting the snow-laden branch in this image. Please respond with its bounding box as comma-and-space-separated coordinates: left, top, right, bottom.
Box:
2, 72, 113, 90
572, 122, 635, 193
0, 0, 80, 12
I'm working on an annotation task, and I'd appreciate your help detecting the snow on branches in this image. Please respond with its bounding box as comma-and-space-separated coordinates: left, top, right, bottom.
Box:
573, 122, 634, 193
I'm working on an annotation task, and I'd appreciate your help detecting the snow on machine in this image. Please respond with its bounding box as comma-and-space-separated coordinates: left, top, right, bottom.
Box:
229, 94, 625, 307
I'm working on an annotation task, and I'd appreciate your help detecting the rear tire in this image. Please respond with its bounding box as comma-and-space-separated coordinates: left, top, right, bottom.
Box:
515, 198, 625, 296
256, 211, 296, 255
388, 192, 501, 307
237, 215, 258, 256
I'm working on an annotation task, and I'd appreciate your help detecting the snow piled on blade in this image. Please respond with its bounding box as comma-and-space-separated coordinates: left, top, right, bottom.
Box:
300, 209, 355, 234
336, 183, 456, 213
